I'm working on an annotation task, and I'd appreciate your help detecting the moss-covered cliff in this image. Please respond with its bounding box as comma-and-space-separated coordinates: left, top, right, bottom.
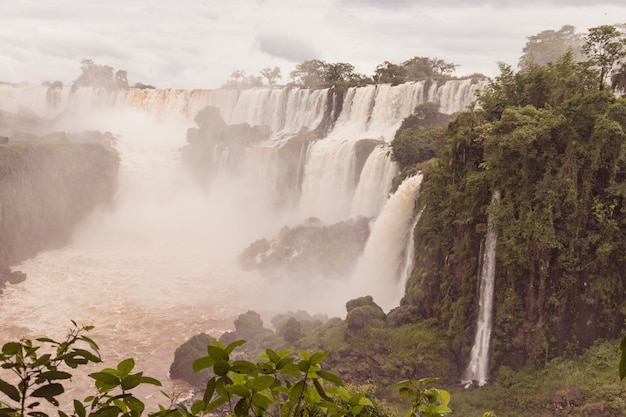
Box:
0, 140, 119, 268
400, 57, 626, 372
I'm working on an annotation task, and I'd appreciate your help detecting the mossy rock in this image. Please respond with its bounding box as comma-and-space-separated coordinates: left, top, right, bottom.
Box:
345, 296, 386, 335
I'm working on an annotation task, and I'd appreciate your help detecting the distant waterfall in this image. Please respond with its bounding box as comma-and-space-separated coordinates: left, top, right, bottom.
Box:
349, 174, 423, 312
464, 190, 501, 387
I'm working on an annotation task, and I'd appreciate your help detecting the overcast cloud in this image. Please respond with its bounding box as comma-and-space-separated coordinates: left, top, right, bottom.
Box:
0, 0, 625, 89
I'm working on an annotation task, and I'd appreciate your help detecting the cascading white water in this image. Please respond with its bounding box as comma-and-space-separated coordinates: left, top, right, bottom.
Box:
0, 79, 484, 404
349, 145, 398, 218
348, 174, 423, 312
463, 190, 501, 387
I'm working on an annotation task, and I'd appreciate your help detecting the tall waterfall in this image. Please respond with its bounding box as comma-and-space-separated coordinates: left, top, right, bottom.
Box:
349, 174, 423, 312
464, 190, 501, 387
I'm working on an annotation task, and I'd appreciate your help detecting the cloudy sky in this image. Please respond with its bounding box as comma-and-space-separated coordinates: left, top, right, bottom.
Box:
1, 0, 625, 89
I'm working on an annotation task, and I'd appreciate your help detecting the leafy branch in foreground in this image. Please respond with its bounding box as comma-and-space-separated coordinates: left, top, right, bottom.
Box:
0, 321, 102, 417
0, 324, 506, 417
189, 340, 372, 417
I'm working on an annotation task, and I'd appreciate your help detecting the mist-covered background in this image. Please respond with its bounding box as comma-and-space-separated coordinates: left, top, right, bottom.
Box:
2, 0, 626, 88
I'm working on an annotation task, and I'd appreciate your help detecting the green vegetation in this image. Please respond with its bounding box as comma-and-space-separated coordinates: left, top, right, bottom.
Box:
373, 57, 457, 86
0, 324, 468, 417
223, 55, 475, 90
395, 23, 626, 373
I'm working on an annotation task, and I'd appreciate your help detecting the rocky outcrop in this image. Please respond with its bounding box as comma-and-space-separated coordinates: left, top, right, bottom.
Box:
239, 216, 371, 280
0, 138, 119, 269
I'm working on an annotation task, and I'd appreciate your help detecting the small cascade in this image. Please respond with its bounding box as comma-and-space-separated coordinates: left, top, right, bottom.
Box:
299, 140, 357, 223
463, 190, 501, 387
349, 145, 398, 218
349, 173, 423, 312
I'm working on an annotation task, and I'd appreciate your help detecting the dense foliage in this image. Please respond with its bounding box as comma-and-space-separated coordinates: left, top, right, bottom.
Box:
0, 324, 472, 417
400, 25, 626, 374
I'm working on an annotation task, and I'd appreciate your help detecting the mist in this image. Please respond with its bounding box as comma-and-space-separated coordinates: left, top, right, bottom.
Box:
0, 80, 480, 405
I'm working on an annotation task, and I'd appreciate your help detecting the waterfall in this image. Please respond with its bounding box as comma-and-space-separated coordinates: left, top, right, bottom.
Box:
349, 173, 423, 312
349, 145, 398, 218
0, 79, 486, 403
464, 190, 501, 387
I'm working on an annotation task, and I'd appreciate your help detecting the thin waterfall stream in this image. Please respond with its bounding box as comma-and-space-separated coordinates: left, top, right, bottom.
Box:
463, 189, 501, 387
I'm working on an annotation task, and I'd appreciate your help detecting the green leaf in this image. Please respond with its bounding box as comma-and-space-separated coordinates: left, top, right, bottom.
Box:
351, 405, 364, 415
38, 371, 73, 381
191, 400, 205, 415
438, 389, 451, 406
31, 383, 64, 398
124, 396, 145, 414
203, 378, 216, 404
348, 394, 363, 407
435, 404, 453, 414
280, 363, 301, 379
251, 392, 272, 410
1, 342, 22, 356
204, 397, 227, 413
213, 360, 230, 377
309, 352, 329, 365
91, 405, 119, 417
27, 412, 49, 417
78, 335, 100, 351
113, 399, 128, 413
207, 346, 229, 362
257, 362, 274, 374
116, 358, 135, 377
192, 357, 214, 373
231, 361, 257, 375
265, 349, 279, 362
358, 397, 373, 406
35, 338, 57, 344
317, 370, 344, 387
225, 340, 247, 353
0, 378, 21, 402
276, 357, 294, 371
248, 375, 275, 392
288, 380, 307, 401
89, 372, 121, 386
297, 360, 310, 372
121, 375, 142, 390
139, 376, 161, 386
312, 378, 331, 401
34, 354, 52, 367
225, 384, 251, 397
74, 399, 86, 417
234, 398, 249, 417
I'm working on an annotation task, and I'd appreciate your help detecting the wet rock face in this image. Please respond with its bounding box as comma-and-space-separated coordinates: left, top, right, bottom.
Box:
239, 216, 371, 281
0, 267, 26, 293
0, 140, 120, 268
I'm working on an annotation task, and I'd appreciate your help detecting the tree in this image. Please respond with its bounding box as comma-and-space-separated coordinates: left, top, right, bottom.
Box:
402, 57, 456, 80
582, 24, 626, 90
222, 70, 264, 90
290, 59, 327, 87
289, 60, 365, 88
518, 25, 584, 69
71, 59, 129, 92
373, 61, 408, 84
260, 66, 282, 86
